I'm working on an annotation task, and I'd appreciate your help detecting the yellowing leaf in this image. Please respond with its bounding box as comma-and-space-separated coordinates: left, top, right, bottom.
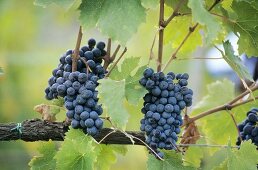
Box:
34, 104, 62, 122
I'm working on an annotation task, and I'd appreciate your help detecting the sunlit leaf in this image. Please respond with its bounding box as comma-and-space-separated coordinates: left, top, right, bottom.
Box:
109, 57, 147, 105
188, 0, 220, 43
98, 79, 129, 129
222, 40, 254, 82
147, 151, 195, 170
55, 129, 98, 170
95, 145, 127, 170
29, 140, 57, 170
227, 141, 258, 170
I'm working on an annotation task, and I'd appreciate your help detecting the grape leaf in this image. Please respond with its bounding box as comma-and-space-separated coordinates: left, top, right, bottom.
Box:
227, 141, 258, 170
95, 145, 127, 170
165, 0, 191, 13
141, 0, 158, 9
98, 79, 129, 129
109, 57, 141, 80
227, 1, 258, 56
147, 151, 195, 170
164, 15, 202, 53
221, 40, 254, 82
55, 129, 98, 170
34, 0, 76, 9
188, 0, 220, 43
29, 140, 57, 170
191, 80, 238, 145
109, 57, 147, 105
183, 146, 203, 168
125, 66, 147, 105
52, 97, 65, 107
221, 0, 233, 12
203, 148, 228, 170
79, 0, 146, 45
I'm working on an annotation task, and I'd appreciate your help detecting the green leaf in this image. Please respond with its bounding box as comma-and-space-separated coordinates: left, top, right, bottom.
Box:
165, 0, 191, 13
164, 15, 202, 53
203, 148, 228, 170
221, 0, 233, 11
110, 57, 141, 80
34, 0, 76, 9
188, 0, 220, 43
227, 1, 258, 56
147, 151, 195, 170
79, 0, 146, 45
191, 80, 238, 145
95, 145, 127, 170
52, 97, 65, 107
141, 0, 158, 9
221, 40, 254, 82
183, 147, 203, 168
109, 57, 147, 105
29, 140, 57, 170
125, 65, 147, 105
98, 79, 129, 129
55, 129, 98, 170
227, 141, 258, 170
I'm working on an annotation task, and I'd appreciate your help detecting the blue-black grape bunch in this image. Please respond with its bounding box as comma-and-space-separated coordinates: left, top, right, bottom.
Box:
44, 38, 107, 136
139, 68, 193, 159
236, 108, 258, 146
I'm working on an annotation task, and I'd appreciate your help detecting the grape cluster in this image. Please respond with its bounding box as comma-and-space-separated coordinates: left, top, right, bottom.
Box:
139, 68, 193, 158
236, 108, 258, 146
44, 38, 107, 136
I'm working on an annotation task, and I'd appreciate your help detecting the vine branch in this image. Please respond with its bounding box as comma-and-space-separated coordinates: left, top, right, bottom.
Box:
184, 83, 258, 126
0, 119, 145, 144
72, 26, 83, 72
157, 0, 165, 72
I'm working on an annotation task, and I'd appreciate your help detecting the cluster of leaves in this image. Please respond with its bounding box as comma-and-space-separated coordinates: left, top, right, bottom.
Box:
34, 0, 258, 57
29, 129, 127, 170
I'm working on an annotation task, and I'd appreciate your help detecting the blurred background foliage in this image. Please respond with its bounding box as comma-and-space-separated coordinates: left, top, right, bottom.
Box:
0, 0, 256, 170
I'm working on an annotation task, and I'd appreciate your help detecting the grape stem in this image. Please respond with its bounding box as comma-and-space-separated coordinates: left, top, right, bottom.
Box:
184, 83, 258, 126
72, 26, 83, 72
226, 110, 243, 142
103, 39, 122, 70
105, 47, 127, 78
162, 0, 222, 71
